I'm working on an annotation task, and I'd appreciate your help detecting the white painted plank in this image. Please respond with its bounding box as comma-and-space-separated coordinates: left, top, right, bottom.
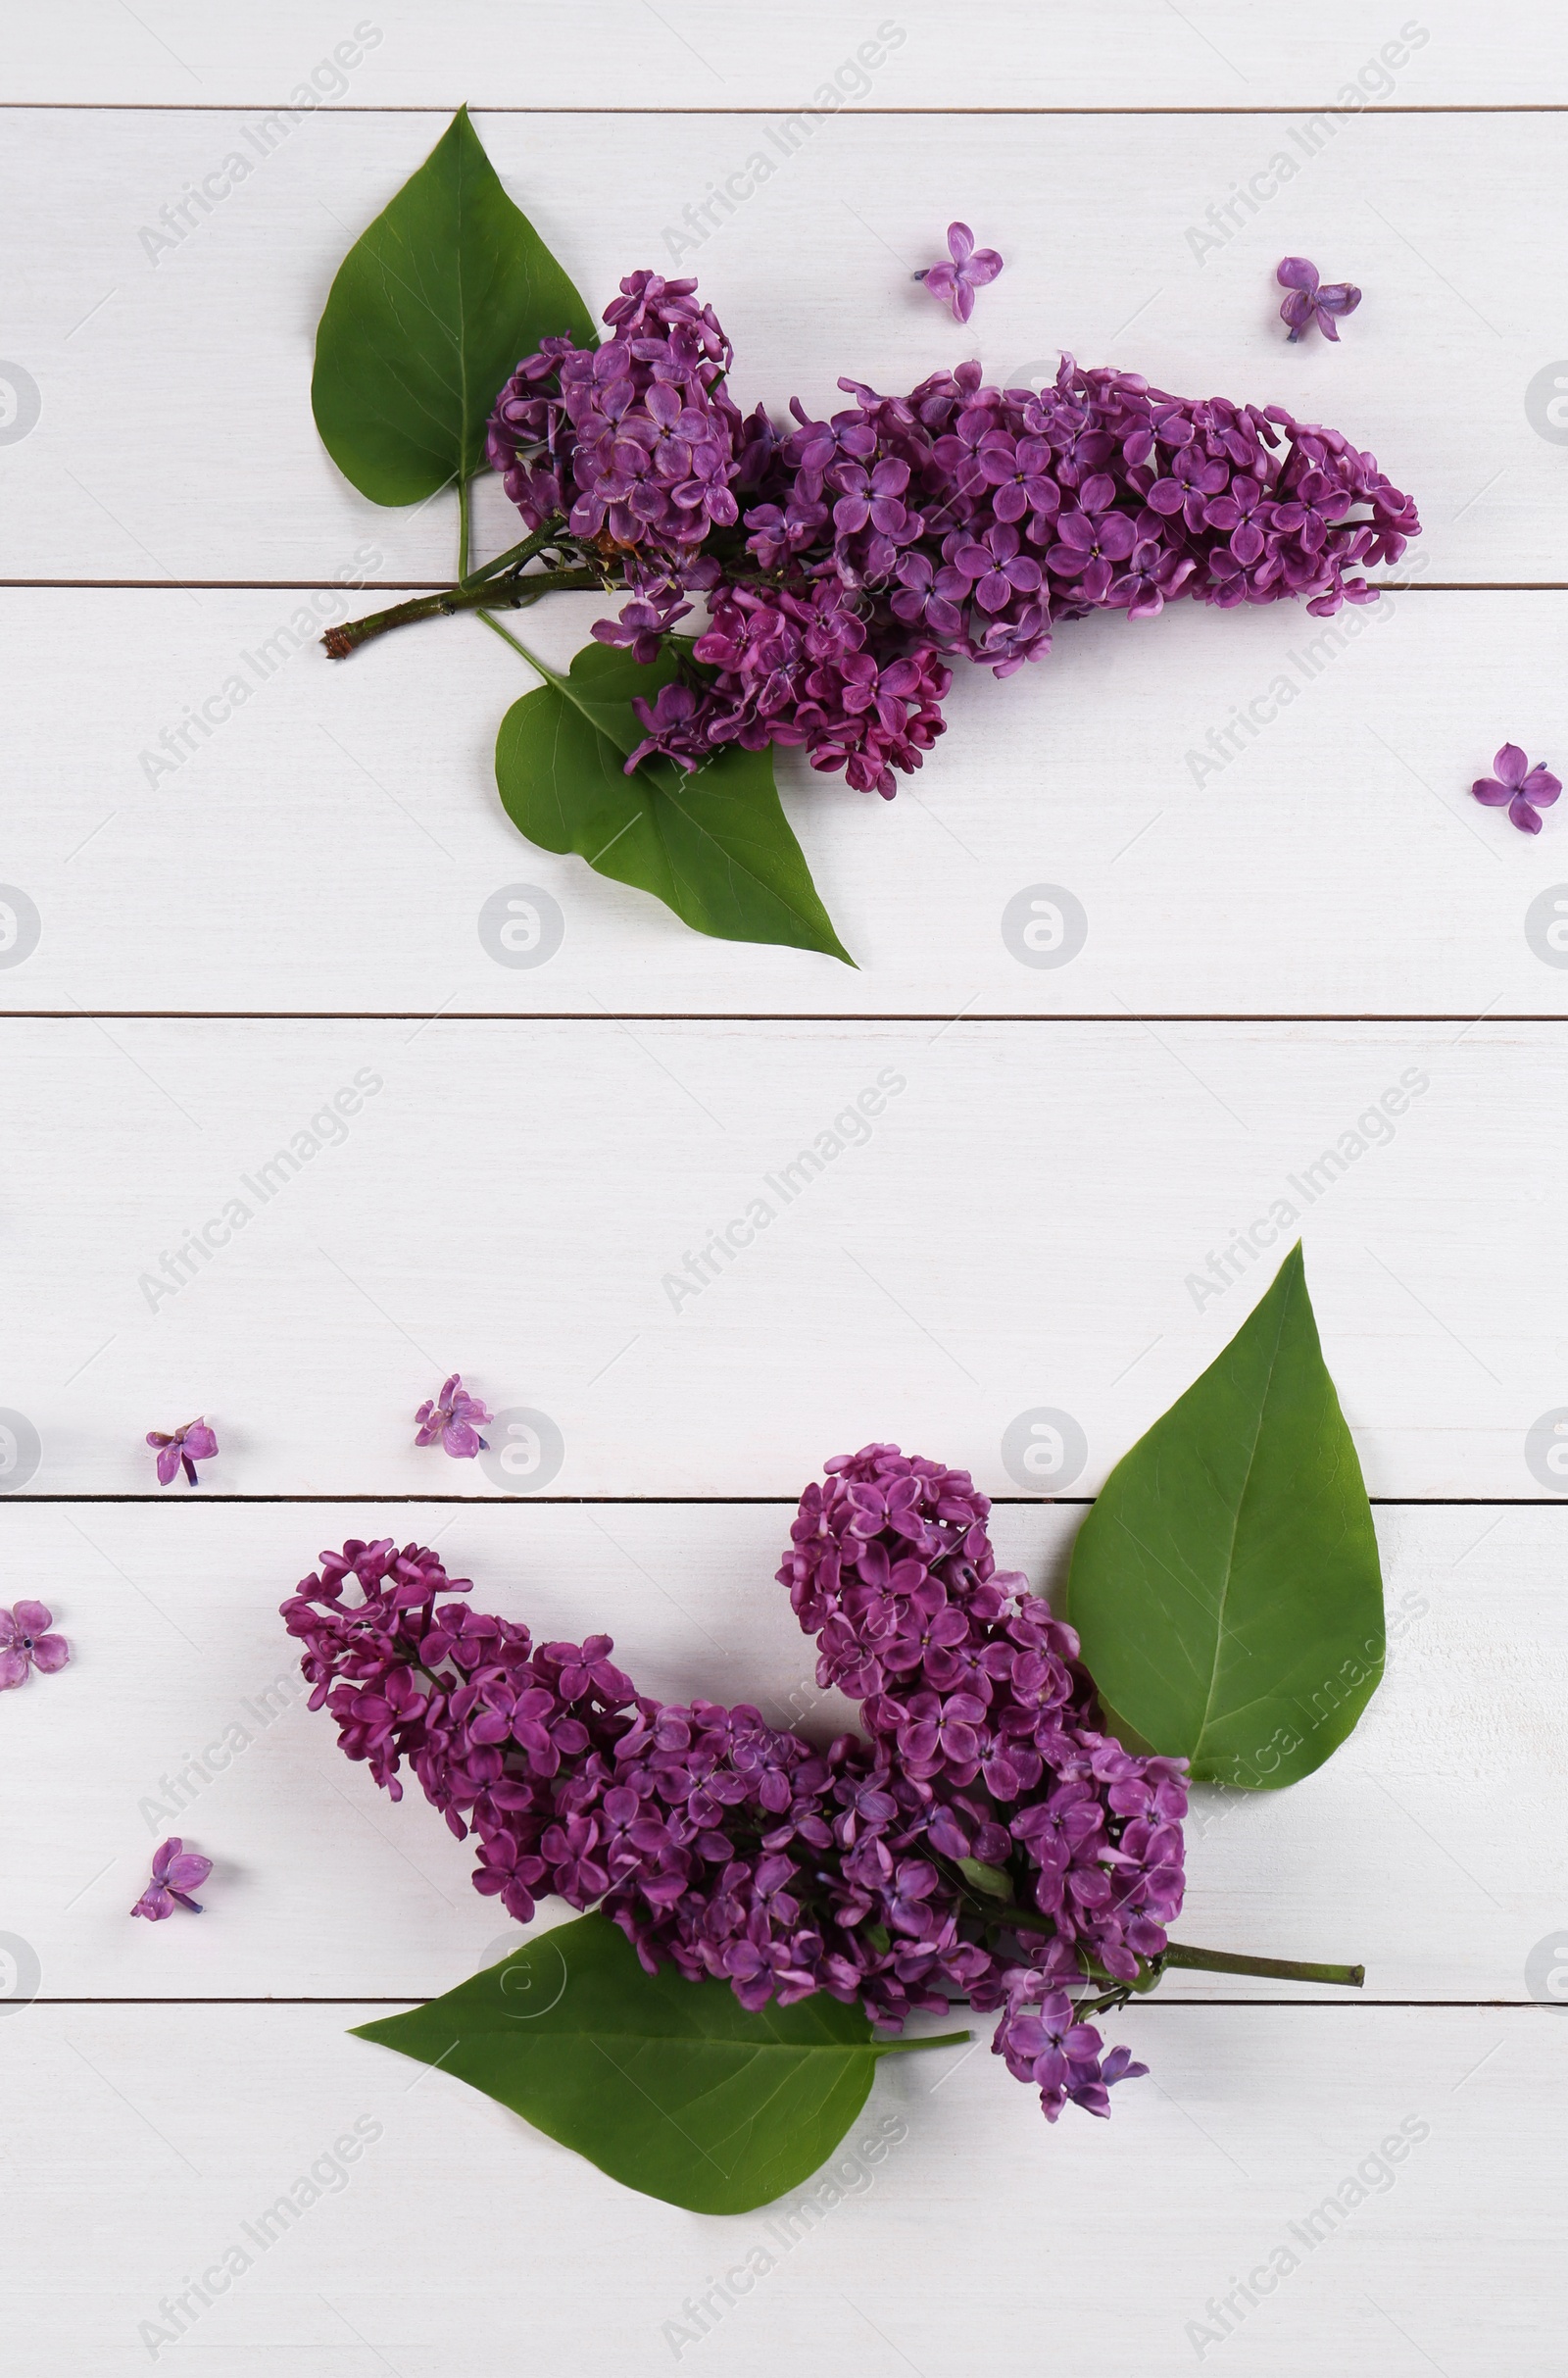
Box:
0, 1501, 1559, 2002
4, 1999, 1559, 2374
6, 585, 1567, 1016
1, 109, 1558, 583
2, 1, 1558, 109
1, 1019, 1564, 1498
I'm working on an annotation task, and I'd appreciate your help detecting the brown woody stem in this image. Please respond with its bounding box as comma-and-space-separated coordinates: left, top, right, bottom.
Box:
321, 566, 604, 659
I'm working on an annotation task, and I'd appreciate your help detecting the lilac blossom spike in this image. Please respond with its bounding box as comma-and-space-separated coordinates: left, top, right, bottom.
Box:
484, 277, 1419, 804
283, 1449, 1191, 2122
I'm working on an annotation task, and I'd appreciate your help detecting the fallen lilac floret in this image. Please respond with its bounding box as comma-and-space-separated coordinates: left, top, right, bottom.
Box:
913, 221, 1004, 324
1472, 743, 1560, 836
0, 1601, 70, 1689
131, 1837, 213, 1920
415, 1374, 493, 1459
147, 1419, 218, 1488
1277, 256, 1361, 344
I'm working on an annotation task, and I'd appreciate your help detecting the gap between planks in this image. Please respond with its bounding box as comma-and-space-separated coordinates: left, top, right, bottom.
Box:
5, 1013, 1568, 1025
23, 1997, 1550, 2008
2, 579, 1560, 594
6, 103, 1568, 117
4, 1494, 1562, 1508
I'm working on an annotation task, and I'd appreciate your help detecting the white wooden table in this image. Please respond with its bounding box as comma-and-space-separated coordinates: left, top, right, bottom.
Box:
4, 9, 1566, 2371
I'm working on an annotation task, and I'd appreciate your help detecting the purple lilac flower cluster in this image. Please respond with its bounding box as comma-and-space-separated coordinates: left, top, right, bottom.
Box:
486, 269, 769, 639
624, 582, 953, 796
282, 1446, 1188, 2123
485, 275, 1420, 801
486, 272, 743, 555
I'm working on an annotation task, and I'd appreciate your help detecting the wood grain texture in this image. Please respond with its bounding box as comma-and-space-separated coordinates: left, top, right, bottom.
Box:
5, 586, 1566, 1016
0, 109, 1556, 584
3, 2, 1561, 108
0, 1501, 1559, 2002
2, 1018, 1563, 1498
8, 2000, 1560, 2374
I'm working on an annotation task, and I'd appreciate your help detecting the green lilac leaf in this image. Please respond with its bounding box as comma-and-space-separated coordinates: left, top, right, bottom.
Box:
956, 1858, 1015, 1902
313, 106, 595, 505
494, 641, 855, 962
1064, 1243, 1384, 1788
353, 1913, 943, 2212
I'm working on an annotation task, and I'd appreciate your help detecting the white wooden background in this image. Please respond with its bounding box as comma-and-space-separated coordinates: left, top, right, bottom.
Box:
3, 9, 1566, 2372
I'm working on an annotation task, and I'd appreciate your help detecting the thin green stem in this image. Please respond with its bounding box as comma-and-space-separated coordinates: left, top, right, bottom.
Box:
1074, 1985, 1138, 2020
970, 1888, 1363, 1989
475, 610, 545, 669
460, 519, 570, 589
457, 476, 471, 582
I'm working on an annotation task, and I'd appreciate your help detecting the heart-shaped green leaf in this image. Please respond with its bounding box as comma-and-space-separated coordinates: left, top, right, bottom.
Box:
1064, 1244, 1384, 1788
353, 1914, 960, 2212
313, 106, 595, 505
494, 640, 855, 962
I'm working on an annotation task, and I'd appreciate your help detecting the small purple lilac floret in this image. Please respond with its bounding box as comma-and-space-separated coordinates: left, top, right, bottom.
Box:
1472, 743, 1561, 836
415, 1374, 493, 1459
0, 1601, 70, 1689
914, 222, 1004, 324
131, 1837, 213, 1920
147, 1419, 218, 1488
1277, 256, 1362, 343
283, 1447, 1190, 2124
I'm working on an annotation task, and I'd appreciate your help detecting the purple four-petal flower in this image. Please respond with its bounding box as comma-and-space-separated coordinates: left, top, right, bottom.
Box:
1472, 743, 1561, 835
915, 221, 1004, 324
0, 1601, 70, 1689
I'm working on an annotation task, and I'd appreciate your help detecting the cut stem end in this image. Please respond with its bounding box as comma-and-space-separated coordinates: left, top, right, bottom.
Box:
1164, 1943, 1365, 1989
